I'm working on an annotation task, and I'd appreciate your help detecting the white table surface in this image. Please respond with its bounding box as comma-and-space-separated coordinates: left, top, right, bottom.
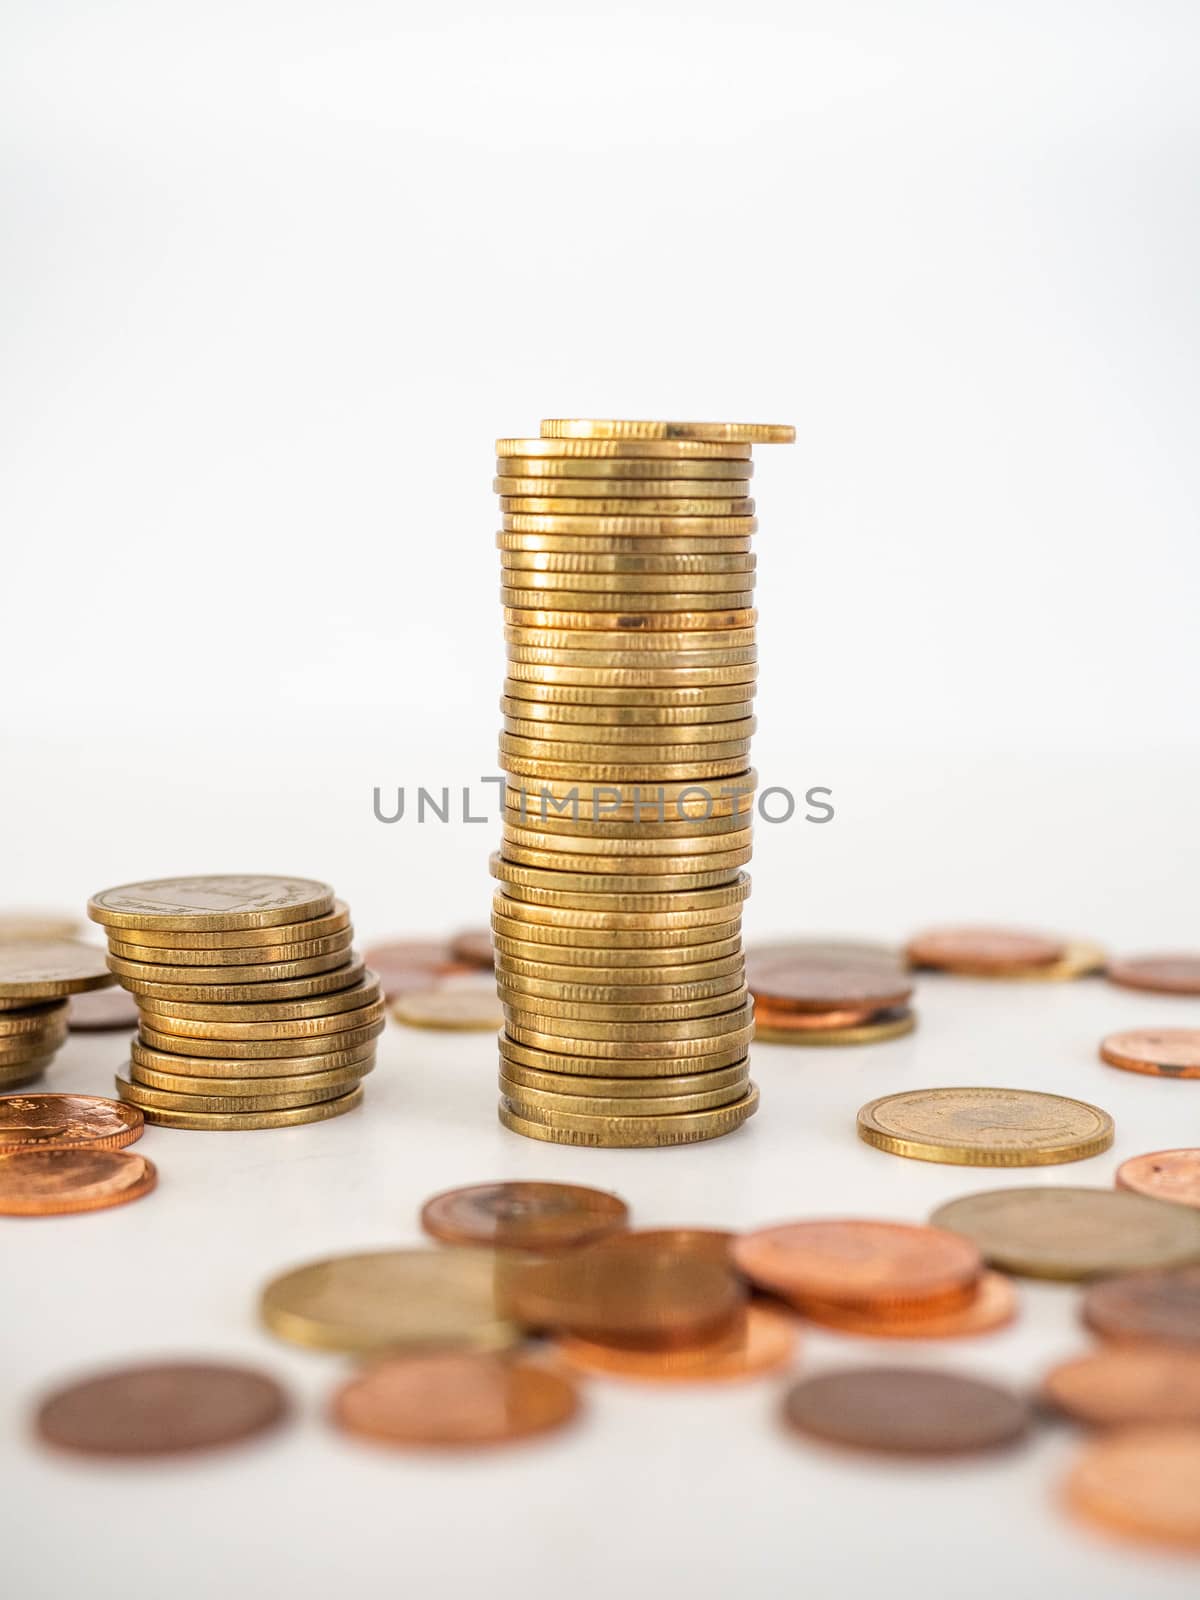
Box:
5, 970, 1199, 1600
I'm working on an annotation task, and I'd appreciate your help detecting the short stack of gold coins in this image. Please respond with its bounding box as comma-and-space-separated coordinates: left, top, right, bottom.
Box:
492, 418, 795, 1146
86, 875, 383, 1130
0, 941, 116, 1090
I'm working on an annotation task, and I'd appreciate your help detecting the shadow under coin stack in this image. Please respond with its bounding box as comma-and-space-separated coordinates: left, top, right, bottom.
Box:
0, 942, 116, 1091
492, 418, 795, 1146
87, 876, 382, 1130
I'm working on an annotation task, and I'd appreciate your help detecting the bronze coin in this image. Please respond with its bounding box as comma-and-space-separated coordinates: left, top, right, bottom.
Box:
449, 928, 494, 969
67, 987, 141, 1031
0, 1147, 157, 1216
799, 1271, 1018, 1340
733, 1220, 982, 1313
0, 1094, 143, 1152
363, 939, 471, 999
1043, 1347, 1200, 1427
332, 1352, 579, 1448
1065, 1426, 1200, 1550
1100, 1028, 1200, 1080
614, 1227, 737, 1266
1106, 953, 1200, 996
747, 953, 911, 1013
421, 1181, 630, 1251
36, 1361, 288, 1456
782, 1367, 1030, 1455
556, 1301, 797, 1383
1116, 1149, 1200, 1208
906, 926, 1064, 973
1082, 1267, 1200, 1347
503, 1232, 746, 1348
752, 998, 882, 1031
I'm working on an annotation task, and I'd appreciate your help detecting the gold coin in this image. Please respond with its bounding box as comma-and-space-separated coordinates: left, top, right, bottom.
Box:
502, 822, 753, 855
502, 515, 757, 536
0, 1000, 69, 1036
493, 866, 751, 915
0, 1042, 65, 1071
499, 754, 753, 785
504, 997, 754, 1043
502, 552, 755, 577
499, 695, 755, 728
497, 436, 751, 459
0, 1061, 53, 1088
495, 952, 743, 988
500, 497, 755, 518
500, 1074, 748, 1118
134, 972, 380, 1023
496, 477, 751, 499
498, 969, 744, 1008
101, 903, 352, 949
497, 455, 755, 479
116, 1073, 361, 1113
502, 716, 756, 747
88, 875, 334, 932
506, 648, 757, 672
502, 568, 753, 594
497, 532, 753, 556
539, 419, 794, 444
130, 1035, 377, 1078
503, 596, 755, 621
498, 845, 752, 882
492, 930, 743, 967
503, 799, 753, 832
506, 1017, 756, 1062
106, 947, 354, 986
493, 855, 748, 894
503, 677, 755, 708
504, 769, 757, 805
506, 624, 757, 649
131, 1084, 364, 1130
500, 1030, 752, 1077
138, 997, 385, 1041
504, 661, 757, 689
113, 957, 365, 1004
493, 908, 742, 945
105, 930, 353, 966
138, 1019, 385, 1059
0, 942, 115, 1000
499, 1085, 759, 1146
502, 988, 747, 1026
391, 988, 502, 1031
261, 1247, 521, 1353
753, 1010, 916, 1047
858, 1087, 1115, 1167
129, 1056, 372, 1096
500, 1057, 749, 1099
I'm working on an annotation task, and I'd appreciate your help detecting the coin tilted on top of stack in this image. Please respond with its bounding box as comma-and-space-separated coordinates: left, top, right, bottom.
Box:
747, 939, 917, 1045
87, 875, 380, 1129
0, 941, 116, 1091
491, 418, 795, 1146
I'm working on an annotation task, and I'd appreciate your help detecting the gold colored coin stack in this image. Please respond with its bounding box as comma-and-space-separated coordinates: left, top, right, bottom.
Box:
87, 875, 383, 1130
492, 418, 795, 1147
0, 941, 115, 1090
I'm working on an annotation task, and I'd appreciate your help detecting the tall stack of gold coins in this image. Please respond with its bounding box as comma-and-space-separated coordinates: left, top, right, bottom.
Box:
87, 876, 383, 1130
492, 418, 795, 1147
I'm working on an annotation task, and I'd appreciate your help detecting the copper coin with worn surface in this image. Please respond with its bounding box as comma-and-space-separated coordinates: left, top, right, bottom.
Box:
614, 1227, 737, 1266
392, 986, 503, 1031
1101, 1028, 1200, 1080
1043, 1347, 1200, 1427
421, 1181, 629, 1251
799, 1271, 1018, 1340
733, 1220, 982, 1313
0, 1094, 143, 1151
752, 998, 882, 1031
449, 928, 494, 969
363, 939, 470, 999
333, 1352, 579, 1449
503, 1232, 746, 1348
1082, 1267, 1200, 1347
1065, 1426, 1200, 1550
748, 953, 911, 1014
1106, 953, 1200, 997
932, 1188, 1200, 1280
67, 987, 141, 1031
0, 1147, 156, 1216
1117, 1150, 1200, 1208
783, 1367, 1030, 1455
906, 926, 1064, 973
36, 1362, 288, 1456
557, 1301, 797, 1383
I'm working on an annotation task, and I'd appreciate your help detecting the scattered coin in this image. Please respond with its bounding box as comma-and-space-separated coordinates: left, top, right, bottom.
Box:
557, 1301, 797, 1383
0, 1094, 143, 1151
392, 986, 503, 1031
1043, 1347, 1200, 1427
782, 1367, 1030, 1456
35, 1362, 288, 1456
67, 987, 140, 1031
1100, 1028, 1200, 1080
857, 1087, 1115, 1167
1011, 940, 1108, 982
1064, 1426, 1200, 1550
0, 1147, 156, 1216
799, 1271, 1018, 1340
906, 926, 1065, 974
332, 1353, 579, 1449
733, 1220, 982, 1313
421, 1181, 630, 1251
1116, 1149, 1200, 1208
752, 1006, 917, 1047
363, 938, 473, 999
88, 875, 335, 932
931, 1188, 1200, 1280
747, 951, 912, 1013
261, 1249, 521, 1353
1081, 1267, 1200, 1347
449, 928, 494, 968
1106, 953, 1200, 996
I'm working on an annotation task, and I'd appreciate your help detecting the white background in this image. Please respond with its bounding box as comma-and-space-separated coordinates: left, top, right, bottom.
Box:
2, 2, 1199, 1596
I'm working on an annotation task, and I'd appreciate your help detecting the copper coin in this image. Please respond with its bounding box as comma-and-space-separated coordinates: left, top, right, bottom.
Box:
556, 1301, 797, 1383
614, 1227, 736, 1266
1106, 953, 1200, 996
906, 926, 1064, 973
1082, 1267, 1200, 1347
0, 1094, 143, 1151
363, 938, 469, 992
67, 988, 142, 1031
333, 1352, 578, 1449
748, 954, 911, 1014
782, 1367, 1029, 1455
421, 1181, 630, 1251
752, 998, 881, 1031
1101, 1028, 1200, 1080
1065, 1426, 1200, 1549
1117, 1149, 1200, 1208
36, 1361, 288, 1456
449, 928, 494, 969
0, 1147, 156, 1215
1043, 1347, 1200, 1427
733, 1220, 982, 1313
503, 1232, 746, 1348
799, 1271, 1018, 1340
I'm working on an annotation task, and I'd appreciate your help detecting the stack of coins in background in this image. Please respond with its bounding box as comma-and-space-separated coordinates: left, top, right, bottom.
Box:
87, 876, 382, 1129
0, 942, 115, 1090
492, 419, 795, 1146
